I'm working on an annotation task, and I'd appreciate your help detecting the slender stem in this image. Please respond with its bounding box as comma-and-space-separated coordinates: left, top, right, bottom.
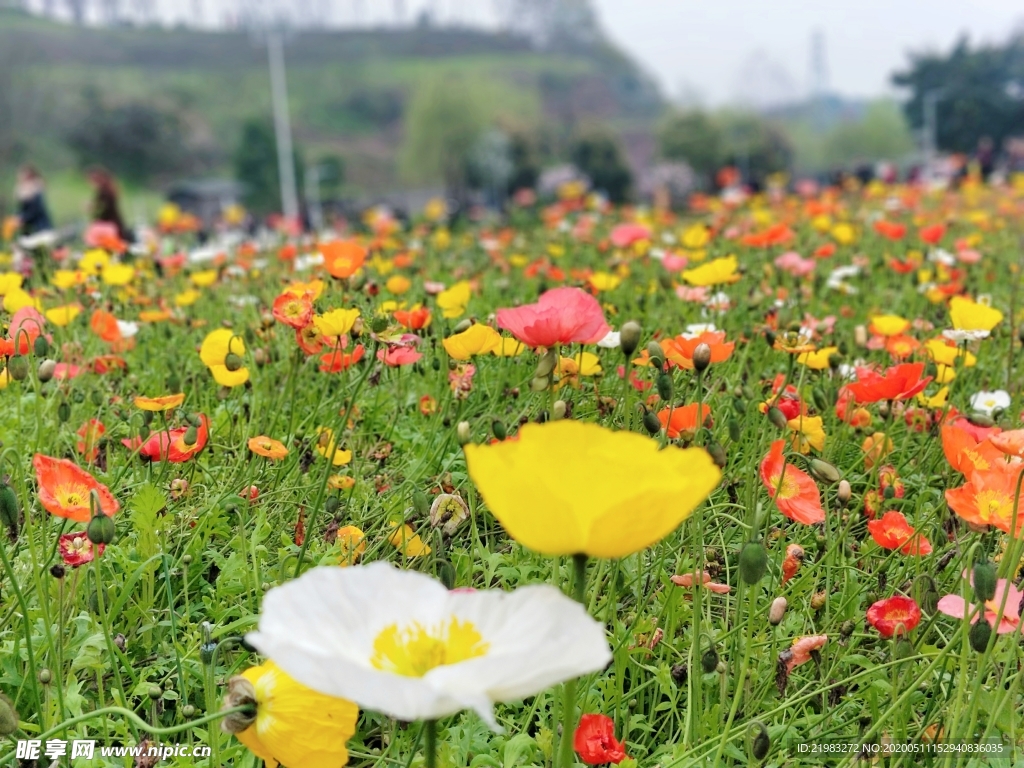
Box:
423, 719, 437, 768
556, 554, 588, 768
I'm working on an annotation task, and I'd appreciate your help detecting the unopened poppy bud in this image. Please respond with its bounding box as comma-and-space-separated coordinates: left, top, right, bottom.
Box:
727, 418, 741, 442
325, 496, 341, 515
91, 390, 104, 406
224, 353, 243, 372
37, 358, 56, 382
969, 617, 992, 653
33, 335, 49, 357
701, 646, 719, 674
766, 406, 788, 430
182, 704, 196, 718
221, 676, 258, 734
535, 348, 559, 378
854, 325, 868, 348
87, 511, 116, 545
642, 409, 662, 436
0, 483, 19, 538
0, 694, 17, 736
7, 355, 28, 381
530, 376, 550, 392
811, 386, 829, 412
972, 560, 997, 602
883, 484, 895, 499
656, 372, 673, 401
692, 343, 712, 372
253, 348, 268, 366
837, 479, 851, 508
893, 638, 914, 660
646, 341, 664, 369
769, 596, 787, 625
739, 541, 768, 584
552, 400, 567, 420
183, 426, 199, 447
50, 564, 65, 579
810, 590, 827, 611
670, 663, 687, 686
38, 668, 51, 685
370, 315, 389, 334
452, 318, 473, 334
763, 330, 776, 349
967, 413, 995, 428
437, 559, 456, 590
748, 721, 770, 761
828, 352, 843, 370
456, 421, 471, 446
491, 420, 507, 440
620, 320, 642, 356
840, 620, 855, 637
148, 684, 163, 700
707, 441, 727, 468
809, 458, 841, 484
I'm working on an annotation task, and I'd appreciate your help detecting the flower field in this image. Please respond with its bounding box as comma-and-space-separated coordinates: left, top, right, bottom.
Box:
2, 178, 1024, 767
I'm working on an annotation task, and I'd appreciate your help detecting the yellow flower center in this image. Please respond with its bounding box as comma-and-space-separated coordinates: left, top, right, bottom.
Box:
371, 617, 489, 677
772, 472, 799, 500
56, 484, 87, 509
976, 490, 1008, 523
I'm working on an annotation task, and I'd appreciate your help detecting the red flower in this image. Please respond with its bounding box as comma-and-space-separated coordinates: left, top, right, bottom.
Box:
657, 403, 712, 439
919, 223, 946, 245
759, 440, 825, 524
272, 291, 313, 329
866, 596, 921, 637
867, 511, 932, 555
574, 714, 628, 765
377, 345, 422, 367
845, 363, 931, 404
33, 455, 119, 523
873, 220, 906, 240
76, 419, 106, 462
393, 306, 432, 330
319, 344, 365, 373
59, 532, 103, 567
122, 415, 209, 463
496, 287, 610, 349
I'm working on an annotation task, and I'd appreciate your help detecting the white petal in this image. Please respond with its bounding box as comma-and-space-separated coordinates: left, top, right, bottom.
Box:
596, 331, 621, 349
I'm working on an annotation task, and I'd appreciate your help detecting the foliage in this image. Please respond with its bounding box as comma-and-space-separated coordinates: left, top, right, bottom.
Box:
570, 127, 633, 202
232, 119, 304, 215
657, 110, 723, 178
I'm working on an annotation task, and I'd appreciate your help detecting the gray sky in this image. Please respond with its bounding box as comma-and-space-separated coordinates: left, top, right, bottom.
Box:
592, 0, 1024, 105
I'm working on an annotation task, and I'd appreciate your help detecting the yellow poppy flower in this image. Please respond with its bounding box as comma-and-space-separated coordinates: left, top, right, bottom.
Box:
386, 275, 411, 295
796, 346, 838, 370
831, 222, 857, 245
315, 427, 352, 466
79, 249, 110, 275
587, 272, 621, 292
175, 289, 201, 307
52, 270, 87, 290
464, 420, 721, 558
200, 328, 249, 387
101, 263, 135, 286
387, 522, 431, 557
4, 289, 40, 313
787, 415, 826, 453
443, 323, 501, 360
949, 295, 1003, 332
681, 255, 740, 287
917, 386, 949, 409
134, 393, 185, 412
680, 223, 710, 249
436, 281, 472, 319
285, 279, 324, 300
924, 338, 975, 367
228, 660, 358, 768
313, 308, 361, 338
191, 269, 219, 287
45, 305, 81, 327
334, 525, 366, 566
869, 315, 909, 337
0, 272, 24, 295
492, 337, 525, 357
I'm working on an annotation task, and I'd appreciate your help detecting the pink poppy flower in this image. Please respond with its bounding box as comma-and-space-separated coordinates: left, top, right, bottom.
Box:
661, 253, 688, 272
84, 221, 123, 250
610, 223, 651, 248
774, 251, 816, 278
496, 287, 610, 349
59, 532, 103, 567
671, 571, 731, 594
937, 570, 1023, 635
782, 635, 828, 673
7, 306, 49, 353
377, 346, 422, 366
957, 249, 982, 265
53, 363, 83, 380
675, 285, 709, 303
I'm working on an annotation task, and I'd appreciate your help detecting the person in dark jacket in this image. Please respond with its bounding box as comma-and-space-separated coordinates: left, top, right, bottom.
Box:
88, 167, 130, 242
15, 165, 53, 236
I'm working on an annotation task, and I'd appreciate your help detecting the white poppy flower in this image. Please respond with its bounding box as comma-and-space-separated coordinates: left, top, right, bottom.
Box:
942, 329, 989, 342
115, 320, 139, 338
970, 390, 1011, 417
597, 330, 621, 349
247, 562, 611, 730
928, 248, 956, 266
682, 323, 716, 339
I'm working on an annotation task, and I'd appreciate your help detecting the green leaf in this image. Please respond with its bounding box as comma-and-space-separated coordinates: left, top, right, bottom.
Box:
131, 482, 167, 558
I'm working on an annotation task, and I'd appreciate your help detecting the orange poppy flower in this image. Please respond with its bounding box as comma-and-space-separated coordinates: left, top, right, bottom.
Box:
319, 344, 365, 373
90, 309, 121, 344
862, 432, 893, 470
248, 436, 289, 461
759, 439, 825, 524
657, 403, 712, 439
134, 393, 185, 412
867, 511, 932, 555
945, 463, 1024, 536
393, 306, 432, 331
661, 331, 734, 370
845, 362, 931, 404
76, 419, 106, 463
33, 454, 119, 523
272, 291, 314, 329
989, 429, 1024, 458
781, 543, 805, 585
940, 421, 1006, 475
321, 240, 366, 279
883, 334, 920, 360
296, 323, 325, 356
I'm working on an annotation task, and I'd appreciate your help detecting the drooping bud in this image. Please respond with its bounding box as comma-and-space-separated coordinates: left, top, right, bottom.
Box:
739, 541, 768, 584
0, 694, 18, 736
840, 620, 855, 637
148, 684, 163, 701
809, 458, 841, 485
768, 596, 788, 625
642, 409, 663, 436
437, 559, 456, 590
7, 355, 28, 381
969, 617, 993, 653
656, 372, 673, 401
224, 353, 243, 372
535, 348, 558, 378
707, 442, 727, 469
183, 426, 199, 447
972, 560, 997, 602
727, 418, 741, 442
491, 420, 507, 440
837, 480, 852, 508
37, 359, 56, 382
530, 376, 550, 392
412, 490, 430, 516
700, 646, 719, 674
552, 400, 567, 421
811, 386, 829, 412
692, 342, 712, 373
33, 335, 49, 357
748, 721, 770, 761
324, 496, 341, 516
645, 340, 665, 369
0, 483, 19, 539
456, 421, 471, 446
766, 406, 788, 430
220, 676, 258, 734
620, 321, 642, 356
452, 318, 473, 335
87, 512, 116, 546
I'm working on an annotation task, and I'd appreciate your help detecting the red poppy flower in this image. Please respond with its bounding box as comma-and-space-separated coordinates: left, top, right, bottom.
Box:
657, 403, 712, 439
867, 511, 932, 555
661, 331, 735, 370
272, 291, 313, 329
845, 363, 932, 404
574, 714, 628, 765
866, 596, 921, 637
33, 454, 119, 523
122, 415, 209, 463
377, 345, 422, 367
919, 223, 946, 245
496, 287, 610, 349
393, 306, 432, 330
76, 419, 106, 462
873, 220, 906, 240
59, 531, 103, 566
759, 440, 825, 524
319, 344, 365, 373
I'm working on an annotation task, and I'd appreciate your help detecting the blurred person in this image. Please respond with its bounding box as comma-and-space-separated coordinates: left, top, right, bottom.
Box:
15, 165, 53, 236
88, 167, 130, 242
977, 136, 995, 181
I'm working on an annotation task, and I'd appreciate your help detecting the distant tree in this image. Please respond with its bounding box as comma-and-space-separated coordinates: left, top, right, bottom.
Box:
570, 128, 632, 203
506, 131, 541, 194
717, 111, 793, 183
821, 100, 914, 167
657, 110, 723, 178
400, 77, 486, 201
892, 34, 1024, 153
233, 119, 304, 215
315, 155, 346, 199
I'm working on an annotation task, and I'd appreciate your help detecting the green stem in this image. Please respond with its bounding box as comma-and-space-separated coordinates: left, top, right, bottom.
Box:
423, 719, 437, 768
556, 554, 588, 768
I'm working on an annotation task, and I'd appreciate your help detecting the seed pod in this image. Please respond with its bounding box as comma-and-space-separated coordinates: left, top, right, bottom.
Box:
456, 421, 471, 446
727, 418, 741, 442
491, 420, 507, 441
656, 372, 673, 401
437, 560, 457, 590
701, 646, 719, 674
973, 560, 997, 602
325, 496, 341, 515
37, 359, 56, 382
0, 694, 18, 736
224, 352, 243, 372
620, 321, 642, 356
766, 406, 788, 430
0, 483, 19, 538
739, 541, 768, 584
811, 386, 829, 412
809, 459, 841, 485
837, 480, 852, 508
768, 596, 787, 625
645, 340, 664, 369
452, 318, 473, 334
810, 590, 827, 611
33, 335, 49, 357
552, 400, 567, 421
7, 355, 28, 381
692, 343, 712, 373
969, 617, 992, 653
87, 512, 116, 545
748, 721, 770, 761
642, 409, 663, 436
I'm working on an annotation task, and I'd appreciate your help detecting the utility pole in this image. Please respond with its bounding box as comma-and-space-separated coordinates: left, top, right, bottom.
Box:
922, 88, 945, 174
267, 31, 300, 222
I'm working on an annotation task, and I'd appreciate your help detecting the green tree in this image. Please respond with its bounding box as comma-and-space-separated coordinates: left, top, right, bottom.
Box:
717, 111, 793, 182
657, 110, 722, 178
570, 127, 632, 203
821, 100, 914, 167
892, 33, 1024, 152
233, 119, 304, 215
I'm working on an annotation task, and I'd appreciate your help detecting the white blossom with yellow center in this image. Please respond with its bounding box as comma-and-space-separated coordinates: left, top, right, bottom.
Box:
248, 562, 610, 729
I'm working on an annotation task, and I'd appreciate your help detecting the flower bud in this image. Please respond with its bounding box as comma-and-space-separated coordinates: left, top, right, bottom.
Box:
837, 480, 852, 508
811, 386, 829, 412
670, 663, 687, 686
437, 559, 456, 590
552, 400, 567, 420
38, 668, 51, 685
768, 596, 787, 625
645, 340, 664, 369
33, 335, 49, 357
642, 409, 663, 436
810, 590, 827, 611
530, 375, 550, 392
748, 721, 770, 761
452, 318, 473, 335
727, 418, 741, 442
701, 646, 719, 674
0, 483, 19, 539
535, 348, 558, 378
221, 676, 258, 734
766, 406, 788, 430
183, 426, 199, 447
224, 353, 243, 372
148, 684, 163, 700
0, 694, 18, 737
87, 512, 116, 545
809, 459, 841, 485
854, 324, 868, 348
828, 352, 843, 370
37, 359, 56, 382
692, 342, 712, 373
840, 620, 855, 637
182, 704, 196, 718
412, 490, 430, 516
972, 560, 997, 602
456, 421, 471, 446
739, 541, 768, 584
491, 420, 507, 440
325, 496, 341, 515
969, 617, 992, 653
50, 564, 65, 579
656, 372, 673, 401
763, 329, 776, 348
7, 355, 28, 381
620, 321, 642, 356
707, 441, 727, 469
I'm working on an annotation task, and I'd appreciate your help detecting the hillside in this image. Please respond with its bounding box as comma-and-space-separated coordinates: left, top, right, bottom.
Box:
0, 8, 662, 221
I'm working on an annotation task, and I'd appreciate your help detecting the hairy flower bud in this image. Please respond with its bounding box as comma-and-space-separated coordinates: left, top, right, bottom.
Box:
456, 421, 471, 446
7, 355, 28, 381
645, 340, 664, 369
739, 541, 768, 584
972, 560, 997, 602
552, 400, 567, 421
837, 480, 852, 508
535, 348, 558, 378
224, 353, 243, 372
87, 512, 116, 546
692, 342, 712, 373
809, 459, 841, 485
768, 596, 788, 625
620, 321, 642, 356
766, 406, 788, 430
37, 358, 56, 383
